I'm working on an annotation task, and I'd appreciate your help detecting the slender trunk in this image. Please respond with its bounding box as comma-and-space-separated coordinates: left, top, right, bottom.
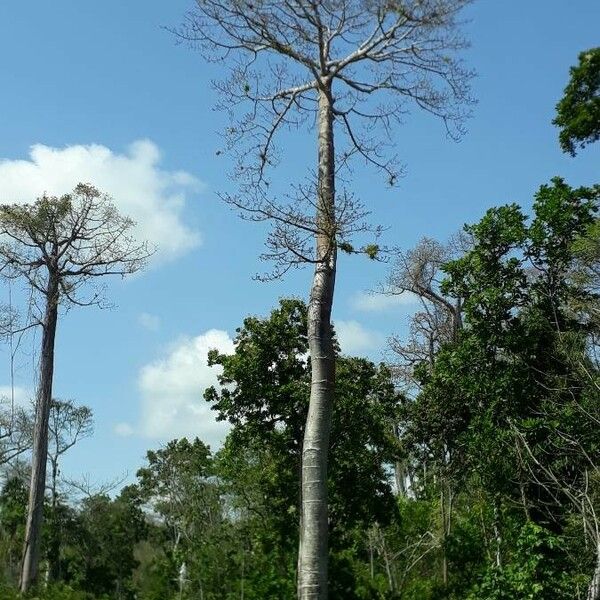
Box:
407, 468, 415, 495
493, 498, 502, 569
240, 551, 245, 600
447, 486, 453, 536
441, 486, 448, 586
588, 543, 600, 600
452, 300, 462, 341
298, 82, 336, 600
47, 457, 60, 582
20, 272, 59, 593
440, 449, 453, 587
178, 561, 186, 600
381, 535, 395, 592
394, 461, 406, 496
51, 459, 58, 515
368, 531, 374, 580
393, 425, 406, 496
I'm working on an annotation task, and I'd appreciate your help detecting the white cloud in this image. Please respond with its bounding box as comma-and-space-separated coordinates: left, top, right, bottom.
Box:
351, 291, 419, 312
335, 320, 384, 355
0, 140, 202, 262
114, 422, 134, 437
138, 312, 161, 332
137, 329, 235, 448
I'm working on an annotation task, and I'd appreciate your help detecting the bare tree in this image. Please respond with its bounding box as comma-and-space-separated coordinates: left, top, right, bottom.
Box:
0, 299, 35, 467
63, 472, 129, 501
47, 399, 93, 509
0, 183, 150, 592
178, 2, 473, 597
0, 399, 33, 467
385, 236, 466, 392
46, 398, 93, 581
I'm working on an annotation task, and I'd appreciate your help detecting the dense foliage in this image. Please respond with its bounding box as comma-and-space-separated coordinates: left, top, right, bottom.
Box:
554, 47, 600, 155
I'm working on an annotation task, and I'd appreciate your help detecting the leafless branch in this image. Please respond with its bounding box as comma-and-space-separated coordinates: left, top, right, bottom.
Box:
175, 0, 474, 276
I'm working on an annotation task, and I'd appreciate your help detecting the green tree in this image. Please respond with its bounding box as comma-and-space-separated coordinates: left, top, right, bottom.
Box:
0, 476, 28, 586
47, 399, 93, 582
554, 47, 600, 155
73, 486, 147, 599
206, 298, 402, 597
399, 178, 600, 597
136, 438, 232, 600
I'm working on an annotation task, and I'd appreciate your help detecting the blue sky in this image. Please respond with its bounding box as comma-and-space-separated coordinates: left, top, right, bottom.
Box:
0, 1, 599, 487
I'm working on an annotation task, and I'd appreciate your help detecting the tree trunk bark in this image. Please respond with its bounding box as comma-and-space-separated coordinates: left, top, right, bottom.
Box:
441, 486, 448, 586
492, 497, 502, 569
393, 425, 407, 496
394, 461, 406, 496
588, 542, 600, 600
20, 272, 59, 593
48, 457, 60, 581
298, 82, 336, 600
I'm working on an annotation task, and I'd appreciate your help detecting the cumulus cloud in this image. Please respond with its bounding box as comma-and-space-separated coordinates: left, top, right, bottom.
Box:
351, 291, 419, 312
0, 140, 202, 262
137, 329, 235, 449
138, 312, 161, 332
334, 320, 385, 356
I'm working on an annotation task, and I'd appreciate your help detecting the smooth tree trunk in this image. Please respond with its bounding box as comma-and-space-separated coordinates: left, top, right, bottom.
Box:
492, 497, 502, 569
298, 82, 336, 600
394, 461, 406, 496
20, 272, 59, 593
588, 543, 600, 600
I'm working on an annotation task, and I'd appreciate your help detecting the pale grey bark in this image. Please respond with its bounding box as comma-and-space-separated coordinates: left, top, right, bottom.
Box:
20, 272, 59, 592
299, 85, 337, 600
588, 543, 600, 600
440, 487, 447, 585
492, 498, 502, 569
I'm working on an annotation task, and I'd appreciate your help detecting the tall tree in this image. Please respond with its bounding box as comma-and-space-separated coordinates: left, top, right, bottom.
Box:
0, 183, 149, 593
553, 48, 600, 599
178, 3, 473, 596
136, 438, 226, 600
137, 438, 216, 556
382, 236, 468, 583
